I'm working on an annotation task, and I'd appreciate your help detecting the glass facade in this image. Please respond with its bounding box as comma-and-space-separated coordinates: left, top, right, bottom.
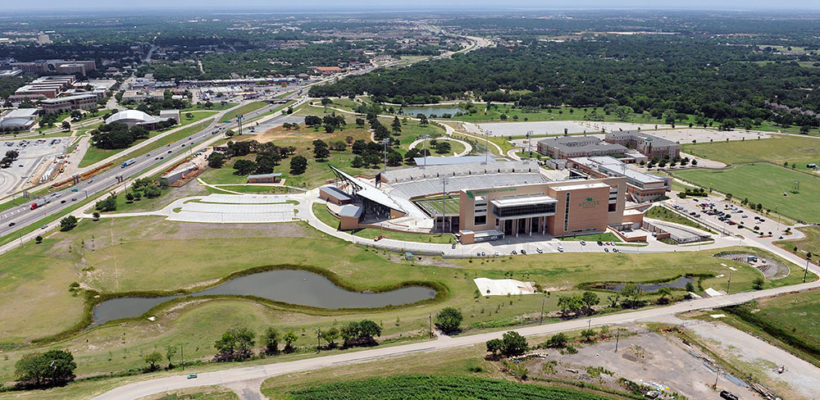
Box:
493, 202, 556, 218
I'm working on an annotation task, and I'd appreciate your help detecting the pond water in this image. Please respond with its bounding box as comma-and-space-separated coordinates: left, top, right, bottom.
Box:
598, 276, 695, 293
92, 269, 436, 327
400, 107, 462, 117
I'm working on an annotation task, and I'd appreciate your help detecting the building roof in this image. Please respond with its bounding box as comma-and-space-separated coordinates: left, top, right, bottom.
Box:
551, 181, 611, 191
4, 108, 38, 118
605, 131, 678, 148
320, 186, 353, 201
329, 165, 405, 213
538, 135, 627, 156
383, 160, 541, 184
339, 204, 363, 218
40, 94, 97, 104
248, 173, 282, 179
413, 156, 497, 166
571, 156, 666, 185
491, 195, 557, 208
105, 110, 165, 125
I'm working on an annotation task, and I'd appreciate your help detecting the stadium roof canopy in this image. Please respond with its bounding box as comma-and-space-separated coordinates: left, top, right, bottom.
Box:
329, 165, 405, 213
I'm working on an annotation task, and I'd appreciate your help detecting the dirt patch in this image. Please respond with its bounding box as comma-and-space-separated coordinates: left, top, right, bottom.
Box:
520, 330, 760, 400
718, 253, 790, 279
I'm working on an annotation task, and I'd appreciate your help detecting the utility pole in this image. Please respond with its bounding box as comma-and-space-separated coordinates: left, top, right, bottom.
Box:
539, 298, 545, 324
236, 114, 244, 135
429, 313, 433, 338
382, 138, 389, 174
614, 328, 620, 352
726, 271, 732, 293
317, 329, 321, 353
805, 257, 811, 283
422, 134, 430, 169
714, 367, 720, 388
180, 345, 184, 370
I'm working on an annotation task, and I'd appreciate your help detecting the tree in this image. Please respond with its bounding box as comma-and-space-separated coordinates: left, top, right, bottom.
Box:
486, 338, 503, 357
620, 284, 643, 308
501, 331, 528, 356
263, 327, 280, 355
165, 345, 177, 369
557, 295, 583, 318
351, 156, 364, 168
60, 216, 78, 232
320, 327, 340, 348
233, 159, 257, 176
355, 118, 365, 127
304, 115, 322, 127
391, 116, 402, 133
435, 307, 463, 334
387, 151, 403, 167
143, 351, 162, 371
418, 114, 429, 125
214, 327, 255, 362
290, 155, 308, 175
15, 350, 76, 388
208, 152, 225, 168
546, 333, 568, 348
35, 235, 43, 244
581, 291, 600, 315
752, 277, 765, 290
283, 330, 298, 353
92, 212, 100, 221
340, 319, 382, 347
313, 140, 329, 160
61, 121, 70, 131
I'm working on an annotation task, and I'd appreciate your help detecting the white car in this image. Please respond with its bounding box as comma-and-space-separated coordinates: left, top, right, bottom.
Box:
557, 246, 564, 252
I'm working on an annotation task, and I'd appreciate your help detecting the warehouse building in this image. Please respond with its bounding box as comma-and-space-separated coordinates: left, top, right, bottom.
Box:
537, 136, 627, 159
567, 156, 670, 202
604, 131, 680, 160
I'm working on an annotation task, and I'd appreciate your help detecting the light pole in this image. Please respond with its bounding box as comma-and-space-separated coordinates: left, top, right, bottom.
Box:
422, 134, 430, 169
804, 256, 811, 283
441, 177, 448, 233
539, 297, 545, 324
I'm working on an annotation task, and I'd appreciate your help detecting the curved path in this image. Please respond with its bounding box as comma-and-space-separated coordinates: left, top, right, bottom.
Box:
408, 137, 472, 156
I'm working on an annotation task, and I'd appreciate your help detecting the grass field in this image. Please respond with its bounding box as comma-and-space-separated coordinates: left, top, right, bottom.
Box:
645, 206, 715, 234
449, 105, 669, 125
682, 135, 820, 171
775, 226, 820, 260
0, 213, 812, 385
415, 196, 461, 216
283, 375, 618, 400
672, 163, 820, 223
221, 101, 267, 123
720, 289, 820, 367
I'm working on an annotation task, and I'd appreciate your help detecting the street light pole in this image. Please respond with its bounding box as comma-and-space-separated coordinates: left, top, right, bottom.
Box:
539, 298, 545, 324
441, 177, 448, 233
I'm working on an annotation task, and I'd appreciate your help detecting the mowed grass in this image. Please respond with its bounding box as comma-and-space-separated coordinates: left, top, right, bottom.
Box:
0, 213, 813, 385
682, 135, 820, 171
645, 206, 715, 234
451, 105, 667, 124
673, 163, 820, 223
222, 101, 267, 123
776, 225, 820, 259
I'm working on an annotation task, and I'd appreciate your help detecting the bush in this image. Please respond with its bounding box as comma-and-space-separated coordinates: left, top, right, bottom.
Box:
545, 333, 568, 348
435, 307, 463, 335
59, 216, 78, 232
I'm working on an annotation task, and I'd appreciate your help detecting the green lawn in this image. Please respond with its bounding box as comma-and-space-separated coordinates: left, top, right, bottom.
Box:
222, 101, 267, 123
682, 135, 820, 171
775, 225, 820, 260
313, 202, 340, 229
183, 102, 238, 112
645, 206, 715, 234
450, 105, 668, 124
673, 163, 820, 223
352, 228, 455, 244
0, 211, 813, 385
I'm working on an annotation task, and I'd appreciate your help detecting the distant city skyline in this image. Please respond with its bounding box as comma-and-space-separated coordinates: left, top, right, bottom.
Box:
4, 0, 820, 12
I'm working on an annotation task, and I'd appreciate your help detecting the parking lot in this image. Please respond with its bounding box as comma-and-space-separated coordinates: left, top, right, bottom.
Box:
0, 137, 69, 196
665, 196, 789, 239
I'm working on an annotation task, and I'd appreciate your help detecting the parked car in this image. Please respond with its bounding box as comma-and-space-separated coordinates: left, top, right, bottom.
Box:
556, 246, 564, 252
719, 391, 738, 400
536, 247, 543, 254
580, 240, 586, 246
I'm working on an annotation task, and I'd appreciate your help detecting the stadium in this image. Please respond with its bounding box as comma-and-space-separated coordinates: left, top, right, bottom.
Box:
321, 157, 639, 244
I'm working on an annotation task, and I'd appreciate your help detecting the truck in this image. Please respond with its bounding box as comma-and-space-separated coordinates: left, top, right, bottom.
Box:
30, 198, 48, 210
121, 158, 136, 168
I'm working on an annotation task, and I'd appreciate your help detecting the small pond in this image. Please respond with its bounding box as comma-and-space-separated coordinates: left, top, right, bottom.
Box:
400, 107, 462, 117
92, 269, 436, 327
595, 276, 695, 293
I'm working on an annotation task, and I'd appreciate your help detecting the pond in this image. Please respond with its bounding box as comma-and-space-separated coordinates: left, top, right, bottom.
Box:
91, 269, 437, 327
400, 107, 462, 117
596, 276, 695, 293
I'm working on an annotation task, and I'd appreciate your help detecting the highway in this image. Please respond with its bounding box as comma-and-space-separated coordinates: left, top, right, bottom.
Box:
0, 94, 304, 239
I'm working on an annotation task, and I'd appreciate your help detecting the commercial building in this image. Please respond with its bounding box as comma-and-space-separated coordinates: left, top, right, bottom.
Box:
567, 156, 670, 202
325, 161, 629, 243
8, 75, 76, 102
10, 60, 96, 76
537, 136, 627, 159
159, 109, 180, 123
247, 173, 282, 184
0, 108, 38, 131
604, 131, 680, 160
104, 110, 169, 128
40, 94, 97, 114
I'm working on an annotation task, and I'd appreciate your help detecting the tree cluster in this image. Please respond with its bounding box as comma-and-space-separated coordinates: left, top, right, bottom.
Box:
14, 350, 76, 389
485, 331, 528, 358
91, 122, 150, 150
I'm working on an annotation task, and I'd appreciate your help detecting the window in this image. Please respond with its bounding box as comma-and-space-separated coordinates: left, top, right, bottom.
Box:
563, 193, 571, 232
609, 203, 617, 212
474, 215, 487, 225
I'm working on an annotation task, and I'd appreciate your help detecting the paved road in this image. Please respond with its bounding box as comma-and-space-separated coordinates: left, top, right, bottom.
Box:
91, 280, 820, 400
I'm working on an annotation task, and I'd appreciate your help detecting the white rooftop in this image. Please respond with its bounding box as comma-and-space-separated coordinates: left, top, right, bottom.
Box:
491, 195, 556, 208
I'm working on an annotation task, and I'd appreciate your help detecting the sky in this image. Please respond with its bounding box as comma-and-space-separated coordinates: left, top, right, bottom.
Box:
5, 0, 820, 12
